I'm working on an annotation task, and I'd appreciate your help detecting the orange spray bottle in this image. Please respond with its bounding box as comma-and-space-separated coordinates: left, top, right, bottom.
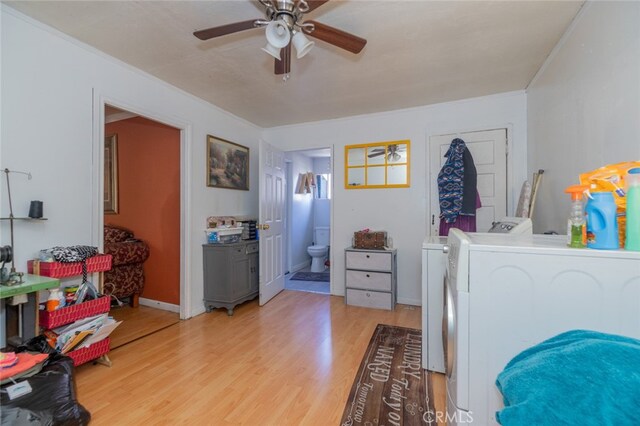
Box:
565, 185, 588, 248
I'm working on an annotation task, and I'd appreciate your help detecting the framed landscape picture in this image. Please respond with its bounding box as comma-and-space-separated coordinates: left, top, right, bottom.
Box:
104, 134, 119, 214
207, 135, 249, 190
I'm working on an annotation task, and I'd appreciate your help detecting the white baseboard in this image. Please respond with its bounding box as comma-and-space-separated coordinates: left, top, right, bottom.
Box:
139, 297, 180, 313
192, 305, 207, 318
397, 297, 421, 306
291, 260, 311, 273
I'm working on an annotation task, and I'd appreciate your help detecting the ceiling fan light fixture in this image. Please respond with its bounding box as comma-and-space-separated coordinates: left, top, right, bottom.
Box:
194, 0, 367, 77
265, 19, 291, 48
292, 31, 314, 58
262, 43, 282, 60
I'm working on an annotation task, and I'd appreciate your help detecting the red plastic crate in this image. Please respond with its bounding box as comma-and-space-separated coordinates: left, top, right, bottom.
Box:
39, 295, 111, 329
28, 254, 112, 278
68, 338, 110, 367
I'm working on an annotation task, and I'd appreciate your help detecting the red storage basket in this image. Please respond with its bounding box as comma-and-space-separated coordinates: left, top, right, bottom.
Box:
39, 295, 111, 330
67, 338, 110, 367
28, 254, 112, 278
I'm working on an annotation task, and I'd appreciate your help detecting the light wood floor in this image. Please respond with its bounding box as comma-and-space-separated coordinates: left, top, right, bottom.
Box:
75, 291, 446, 425
109, 305, 180, 349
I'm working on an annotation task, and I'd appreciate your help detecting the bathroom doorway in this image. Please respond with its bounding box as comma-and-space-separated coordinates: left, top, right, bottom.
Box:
284, 148, 332, 295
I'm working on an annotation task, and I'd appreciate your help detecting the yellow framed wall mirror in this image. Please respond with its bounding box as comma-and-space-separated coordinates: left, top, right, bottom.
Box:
345, 140, 410, 189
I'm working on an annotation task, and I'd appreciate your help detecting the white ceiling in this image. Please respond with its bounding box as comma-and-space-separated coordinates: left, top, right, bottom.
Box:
6, 1, 583, 128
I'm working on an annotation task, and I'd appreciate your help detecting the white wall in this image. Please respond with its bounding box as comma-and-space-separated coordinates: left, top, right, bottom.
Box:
313, 157, 331, 175
314, 199, 330, 229
263, 92, 527, 304
0, 7, 261, 319
527, 1, 640, 233
288, 153, 314, 271
313, 157, 331, 228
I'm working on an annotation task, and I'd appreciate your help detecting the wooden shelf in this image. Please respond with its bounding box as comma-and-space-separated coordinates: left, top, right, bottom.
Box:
0, 217, 48, 221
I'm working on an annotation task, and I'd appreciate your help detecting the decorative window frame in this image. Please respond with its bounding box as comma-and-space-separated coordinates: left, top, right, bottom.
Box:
344, 140, 410, 189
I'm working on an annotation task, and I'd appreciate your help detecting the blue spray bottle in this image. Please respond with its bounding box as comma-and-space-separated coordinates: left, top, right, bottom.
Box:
585, 190, 619, 249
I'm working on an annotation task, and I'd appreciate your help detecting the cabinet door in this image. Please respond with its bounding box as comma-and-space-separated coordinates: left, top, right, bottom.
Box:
203, 246, 232, 300
249, 253, 259, 293
230, 254, 251, 300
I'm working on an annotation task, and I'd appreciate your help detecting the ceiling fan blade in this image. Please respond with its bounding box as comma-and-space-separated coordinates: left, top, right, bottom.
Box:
303, 21, 366, 54
275, 43, 291, 75
305, 0, 330, 13
367, 152, 385, 158
194, 19, 259, 41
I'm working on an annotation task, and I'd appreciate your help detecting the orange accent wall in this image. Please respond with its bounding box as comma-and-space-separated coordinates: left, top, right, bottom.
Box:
105, 117, 180, 305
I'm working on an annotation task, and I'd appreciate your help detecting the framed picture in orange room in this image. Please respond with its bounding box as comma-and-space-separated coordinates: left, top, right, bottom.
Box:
104, 134, 119, 214
207, 135, 249, 190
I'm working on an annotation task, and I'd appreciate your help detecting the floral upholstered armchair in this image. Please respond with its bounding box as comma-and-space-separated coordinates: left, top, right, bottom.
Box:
103, 224, 150, 307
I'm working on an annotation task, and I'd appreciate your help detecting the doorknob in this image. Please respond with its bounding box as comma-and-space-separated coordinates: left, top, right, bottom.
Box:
258, 224, 270, 230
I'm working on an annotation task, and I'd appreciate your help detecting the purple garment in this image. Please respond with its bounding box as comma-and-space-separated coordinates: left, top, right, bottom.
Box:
439, 191, 482, 235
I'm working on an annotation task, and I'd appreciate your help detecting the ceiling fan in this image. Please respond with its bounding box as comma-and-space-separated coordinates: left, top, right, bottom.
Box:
368, 145, 406, 162
193, 0, 367, 76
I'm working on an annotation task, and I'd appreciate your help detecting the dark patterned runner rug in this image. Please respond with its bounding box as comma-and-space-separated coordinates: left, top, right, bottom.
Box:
290, 271, 330, 282
340, 324, 437, 426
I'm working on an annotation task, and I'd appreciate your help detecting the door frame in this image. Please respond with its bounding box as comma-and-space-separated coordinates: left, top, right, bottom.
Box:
91, 92, 192, 319
426, 125, 514, 237
280, 146, 335, 294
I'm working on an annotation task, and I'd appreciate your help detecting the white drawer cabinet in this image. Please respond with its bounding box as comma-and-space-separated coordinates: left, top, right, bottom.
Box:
345, 247, 397, 310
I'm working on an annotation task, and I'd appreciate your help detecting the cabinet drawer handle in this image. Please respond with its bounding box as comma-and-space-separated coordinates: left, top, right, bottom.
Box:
366, 274, 370, 278
366, 254, 370, 258
366, 292, 371, 297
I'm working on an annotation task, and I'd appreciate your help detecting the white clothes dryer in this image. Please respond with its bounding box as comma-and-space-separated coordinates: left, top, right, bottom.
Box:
443, 229, 640, 425
422, 218, 532, 374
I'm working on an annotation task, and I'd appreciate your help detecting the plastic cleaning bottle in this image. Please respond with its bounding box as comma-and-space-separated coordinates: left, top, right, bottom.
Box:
585, 191, 619, 249
625, 167, 640, 251
564, 185, 588, 248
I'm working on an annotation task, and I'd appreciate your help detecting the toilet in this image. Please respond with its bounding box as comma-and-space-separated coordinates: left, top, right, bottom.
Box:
307, 227, 330, 273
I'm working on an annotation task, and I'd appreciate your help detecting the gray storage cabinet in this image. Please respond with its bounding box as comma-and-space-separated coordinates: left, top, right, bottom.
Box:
203, 241, 259, 315
345, 247, 397, 310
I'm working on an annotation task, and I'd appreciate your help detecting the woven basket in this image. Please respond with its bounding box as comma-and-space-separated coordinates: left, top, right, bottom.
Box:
67, 338, 110, 367
353, 231, 387, 250
39, 295, 111, 330
28, 254, 112, 278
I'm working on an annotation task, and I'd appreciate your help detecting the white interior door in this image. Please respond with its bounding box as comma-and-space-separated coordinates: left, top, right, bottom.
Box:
259, 140, 285, 305
429, 129, 507, 234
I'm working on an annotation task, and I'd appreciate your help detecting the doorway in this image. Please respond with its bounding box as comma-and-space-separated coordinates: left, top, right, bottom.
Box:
102, 105, 180, 348
283, 148, 332, 295
429, 129, 508, 234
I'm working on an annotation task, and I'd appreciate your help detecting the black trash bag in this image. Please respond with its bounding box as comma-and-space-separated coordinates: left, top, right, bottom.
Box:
1, 407, 54, 425
15, 335, 57, 355
1, 355, 91, 426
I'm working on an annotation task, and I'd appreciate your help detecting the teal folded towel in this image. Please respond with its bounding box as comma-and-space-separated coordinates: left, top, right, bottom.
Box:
495, 330, 640, 426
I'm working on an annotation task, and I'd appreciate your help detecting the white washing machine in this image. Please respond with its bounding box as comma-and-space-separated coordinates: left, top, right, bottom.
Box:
444, 229, 640, 425
422, 218, 532, 373
421, 236, 448, 372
